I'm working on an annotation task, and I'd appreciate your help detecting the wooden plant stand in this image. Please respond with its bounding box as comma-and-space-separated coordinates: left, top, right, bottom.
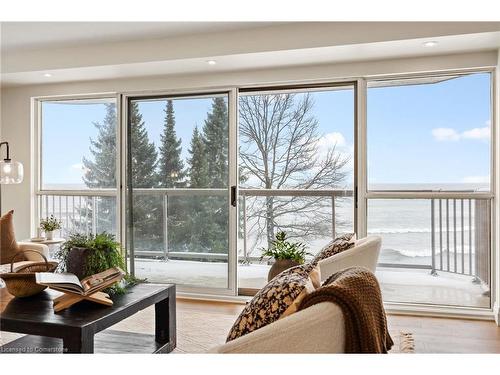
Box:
53, 290, 113, 312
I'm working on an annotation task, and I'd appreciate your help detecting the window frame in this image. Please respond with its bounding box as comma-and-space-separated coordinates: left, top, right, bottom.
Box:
121, 88, 239, 296
30, 67, 497, 318
33, 93, 122, 243
237, 81, 359, 295
363, 68, 496, 314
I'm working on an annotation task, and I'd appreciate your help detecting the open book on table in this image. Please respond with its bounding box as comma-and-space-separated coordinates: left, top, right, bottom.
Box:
36, 267, 125, 296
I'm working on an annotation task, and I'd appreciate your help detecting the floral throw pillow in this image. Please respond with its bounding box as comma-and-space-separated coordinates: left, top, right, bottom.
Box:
226, 263, 321, 342
311, 232, 356, 265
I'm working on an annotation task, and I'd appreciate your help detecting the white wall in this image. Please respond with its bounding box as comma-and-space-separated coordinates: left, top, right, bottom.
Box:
1, 51, 498, 241
494, 49, 500, 325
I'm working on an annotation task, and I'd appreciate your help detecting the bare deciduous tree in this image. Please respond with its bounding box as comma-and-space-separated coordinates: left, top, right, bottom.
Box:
239, 93, 350, 253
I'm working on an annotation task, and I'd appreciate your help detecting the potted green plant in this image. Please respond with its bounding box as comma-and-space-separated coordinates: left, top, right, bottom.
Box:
39, 215, 62, 240
56, 232, 138, 295
261, 231, 310, 281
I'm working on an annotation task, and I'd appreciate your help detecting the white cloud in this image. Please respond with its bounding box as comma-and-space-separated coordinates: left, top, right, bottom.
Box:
432, 128, 460, 141
317, 132, 346, 148
462, 175, 490, 184
462, 127, 490, 140
314, 132, 353, 175
432, 121, 490, 142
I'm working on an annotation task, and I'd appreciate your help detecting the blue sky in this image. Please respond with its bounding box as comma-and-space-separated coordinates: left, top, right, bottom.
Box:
368, 72, 491, 189
41, 72, 491, 190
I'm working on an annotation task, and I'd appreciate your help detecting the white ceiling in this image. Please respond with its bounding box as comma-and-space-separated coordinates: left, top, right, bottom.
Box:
0, 22, 279, 52
1, 22, 500, 87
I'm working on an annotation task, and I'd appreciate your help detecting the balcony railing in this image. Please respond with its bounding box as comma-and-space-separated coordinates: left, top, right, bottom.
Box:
430, 198, 490, 283
36, 189, 491, 286
36, 190, 117, 238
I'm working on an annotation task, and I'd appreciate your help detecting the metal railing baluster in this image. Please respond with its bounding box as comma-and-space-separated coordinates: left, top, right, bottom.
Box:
453, 199, 457, 273
71, 196, 75, 232
431, 199, 436, 275
79, 196, 82, 229
332, 195, 336, 239
163, 194, 169, 261
469, 199, 472, 275
92, 197, 97, 234
65, 196, 69, 235
50, 195, 55, 235
45, 195, 48, 221
461, 199, 465, 274
59, 196, 62, 237
243, 195, 248, 264
446, 199, 450, 272
85, 197, 89, 234
439, 199, 443, 271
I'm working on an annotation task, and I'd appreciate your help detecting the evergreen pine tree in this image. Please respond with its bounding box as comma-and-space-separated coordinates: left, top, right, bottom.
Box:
198, 98, 229, 253
129, 102, 158, 188
157, 100, 187, 251
82, 103, 117, 189
188, 127, 209, 188
158, 100, 186, 188
77, 103, 117, 234
202, 97, 228, 188
186, 127, 206, 251
129, 101, 162, 250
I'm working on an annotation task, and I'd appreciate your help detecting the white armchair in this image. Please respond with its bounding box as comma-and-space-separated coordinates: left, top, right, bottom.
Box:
209, 236, 382, 353
209, 302, 345, 353
318, 235, 381, 282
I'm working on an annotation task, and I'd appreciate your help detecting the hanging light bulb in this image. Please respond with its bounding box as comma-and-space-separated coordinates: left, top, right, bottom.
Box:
0, 142, 24, 184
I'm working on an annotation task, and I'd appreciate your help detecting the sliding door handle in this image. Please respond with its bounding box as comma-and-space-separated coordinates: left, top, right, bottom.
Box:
230, 186, 237, 207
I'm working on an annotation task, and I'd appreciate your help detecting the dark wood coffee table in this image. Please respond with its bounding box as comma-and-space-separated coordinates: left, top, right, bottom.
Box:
0, 283, 176, 354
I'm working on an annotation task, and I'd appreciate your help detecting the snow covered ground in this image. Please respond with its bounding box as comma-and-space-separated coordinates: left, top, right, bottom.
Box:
133, 258, 489, 308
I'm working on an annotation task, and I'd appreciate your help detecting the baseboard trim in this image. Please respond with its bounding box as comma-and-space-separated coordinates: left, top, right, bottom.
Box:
177, 292, 249, 304
384, 301, 495, 321
493, 302, 500, 325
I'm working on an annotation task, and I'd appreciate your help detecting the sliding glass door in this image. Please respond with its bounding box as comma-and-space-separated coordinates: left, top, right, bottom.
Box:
126, 91, 236, 293
237, 84, 357, 293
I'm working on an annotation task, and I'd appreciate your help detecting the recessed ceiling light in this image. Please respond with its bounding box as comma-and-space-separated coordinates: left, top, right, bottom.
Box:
43, 73, 52, 77
206, 60, 217, 65
422, 41, 438, 48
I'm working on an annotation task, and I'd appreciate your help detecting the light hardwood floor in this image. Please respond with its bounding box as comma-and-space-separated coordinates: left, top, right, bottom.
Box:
2, 297, 499, 353
177, 298, 500, 353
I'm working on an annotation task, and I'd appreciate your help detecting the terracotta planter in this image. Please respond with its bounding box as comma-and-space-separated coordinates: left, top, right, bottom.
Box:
66, 247, 93, 280
268, 259, 300, 281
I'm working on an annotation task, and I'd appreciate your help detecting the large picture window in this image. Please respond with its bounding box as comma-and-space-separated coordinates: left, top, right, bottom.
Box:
37, 97, 118, 238
367, 72, 493, 308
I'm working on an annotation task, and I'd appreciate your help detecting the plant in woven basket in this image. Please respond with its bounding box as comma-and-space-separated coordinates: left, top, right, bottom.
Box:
39, 215, 62, 232
56, 232, 140, 295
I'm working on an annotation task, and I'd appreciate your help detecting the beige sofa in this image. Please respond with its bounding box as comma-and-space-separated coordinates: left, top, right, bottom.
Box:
0, 242, 50, 273
209, 235, 382, 353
